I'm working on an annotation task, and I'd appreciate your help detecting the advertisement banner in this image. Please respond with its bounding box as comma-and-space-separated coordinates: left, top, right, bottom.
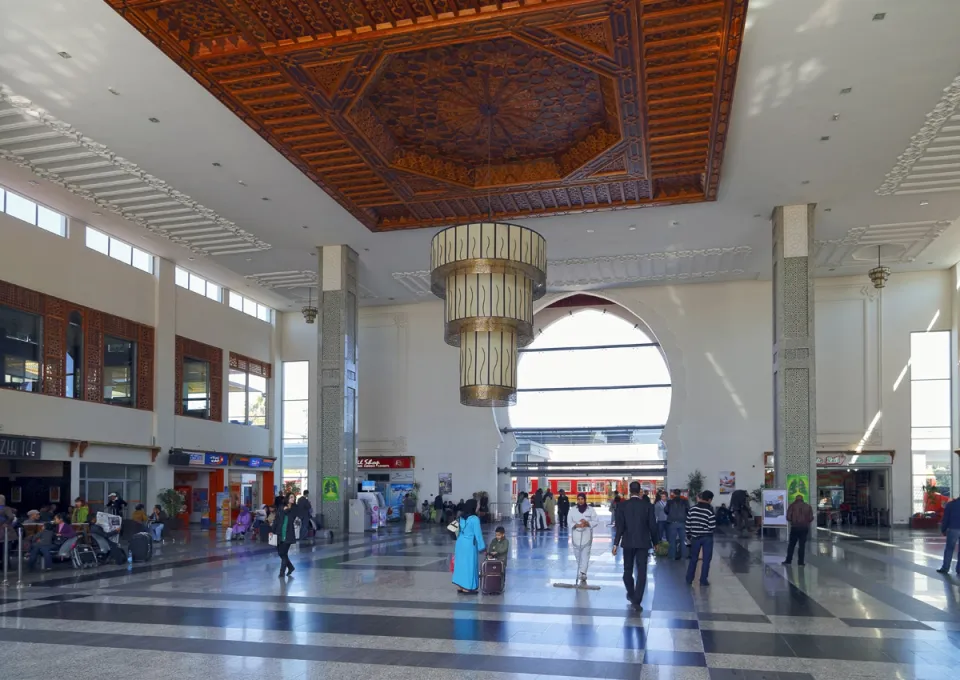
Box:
387, 483, 413, 522
215, 492, 228, 526
322, 477, 340, 502
189, 452, 228, 466
786, 474, 810, 503
438, 473, 452, 496
761, 489, 788, 527
719, 471, 736, 495
231, 456, 275, 469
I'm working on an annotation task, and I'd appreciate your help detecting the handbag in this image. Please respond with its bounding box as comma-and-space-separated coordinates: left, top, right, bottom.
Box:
447, 518, 460, 537
268, 533, 278, 547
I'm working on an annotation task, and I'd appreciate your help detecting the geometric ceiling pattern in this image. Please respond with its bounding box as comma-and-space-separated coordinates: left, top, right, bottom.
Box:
0, 87, 270, 256
814, 220, 951, 268
105, 0, 748, 231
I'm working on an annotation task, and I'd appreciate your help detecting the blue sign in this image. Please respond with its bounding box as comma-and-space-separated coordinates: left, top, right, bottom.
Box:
231, 456, 275, 469
189, 452, 228, 467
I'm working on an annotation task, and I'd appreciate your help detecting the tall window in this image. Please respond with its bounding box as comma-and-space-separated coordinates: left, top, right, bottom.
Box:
103, 336, 136, 407
910, 330, 952, 514
86, 227, 153, 274
175, 267, 221, 302
282, 361, 309, 491
229, 363, 268, 427
0, 185, 66, 237
65, 311, 83, 399
181, 358, 211, 418
0, 306, 42, 392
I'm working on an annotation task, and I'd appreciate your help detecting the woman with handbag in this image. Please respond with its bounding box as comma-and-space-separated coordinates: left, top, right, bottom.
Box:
452, 498, 486, 594
269, 495, 297, 578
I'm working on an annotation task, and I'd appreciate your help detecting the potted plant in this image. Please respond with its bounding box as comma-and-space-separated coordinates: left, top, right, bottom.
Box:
157, 488, 186, 529
686, 470, 705, 500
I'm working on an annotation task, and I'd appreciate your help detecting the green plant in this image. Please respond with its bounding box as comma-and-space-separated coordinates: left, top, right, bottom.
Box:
749, 487, 763, 505
686, 470, 705, 499
283, 479, 301, 497
157, 488, 186, 518
410, 481, 421, 501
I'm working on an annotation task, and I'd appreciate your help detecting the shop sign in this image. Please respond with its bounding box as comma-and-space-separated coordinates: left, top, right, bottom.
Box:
189, 452, 228, 466
232, 456, 275, 469
0, 435, 41, 459
815, 453, 892, 467
357, 456, 414, 469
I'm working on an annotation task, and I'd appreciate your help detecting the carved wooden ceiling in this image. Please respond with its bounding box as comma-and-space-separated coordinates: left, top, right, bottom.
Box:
105, 0, 748, 231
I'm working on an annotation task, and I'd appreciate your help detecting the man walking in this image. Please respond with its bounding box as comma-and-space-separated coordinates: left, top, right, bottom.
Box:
612, 481, 658, 610
685, 491, 717, 586
665, 490, 689, 560
296, 490, 314, 538
434, 493, 444, 525
403, 493, 417, 534
533, 488, 547, 531
557, 489, 570, 529
782, 493, 814, 566
937, 494, 960, 575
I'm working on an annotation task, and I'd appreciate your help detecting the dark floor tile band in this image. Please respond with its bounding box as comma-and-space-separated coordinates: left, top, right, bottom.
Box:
0, 627, 648, 677
840, 617, 935, 631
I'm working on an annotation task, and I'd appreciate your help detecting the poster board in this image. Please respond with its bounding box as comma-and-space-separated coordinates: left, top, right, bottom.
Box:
438, 473, 452, 496
322, 477, 340, 502
786, 474, 810, 503
719, 471, 736, 494
761, 489, 788, 527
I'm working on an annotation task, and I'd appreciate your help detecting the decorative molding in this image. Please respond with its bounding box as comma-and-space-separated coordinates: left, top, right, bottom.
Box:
244, 271, 317, 290
229, 352, 272, 379
395, 245, 753, 294
814, 220, 950, 267
359, 284, 378, 300
876, 74, 960, 195
0, 86, 270, 256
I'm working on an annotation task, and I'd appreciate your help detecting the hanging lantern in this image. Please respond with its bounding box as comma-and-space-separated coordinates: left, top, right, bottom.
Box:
301, 288, 318, 324
430, 222, 547, 407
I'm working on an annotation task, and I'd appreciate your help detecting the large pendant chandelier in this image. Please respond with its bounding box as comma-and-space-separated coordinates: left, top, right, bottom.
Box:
430, 223, 547, 406
867, 245, 891, 289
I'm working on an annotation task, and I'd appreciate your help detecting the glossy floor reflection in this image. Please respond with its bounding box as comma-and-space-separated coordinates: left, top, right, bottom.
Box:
1, 522, 959, 679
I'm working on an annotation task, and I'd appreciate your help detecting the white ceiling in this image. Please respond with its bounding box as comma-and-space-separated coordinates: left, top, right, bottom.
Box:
1, 0, 960, 309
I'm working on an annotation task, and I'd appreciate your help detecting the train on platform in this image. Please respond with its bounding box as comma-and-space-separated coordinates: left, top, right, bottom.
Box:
512, 478, 665, 506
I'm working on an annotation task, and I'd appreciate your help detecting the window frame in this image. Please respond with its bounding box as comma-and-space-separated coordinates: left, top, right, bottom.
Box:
102, 334, 137, 408
181, 356, 212, 419
0, 184, 66, 237
85, 226, 154, 274
909, 330, 953, 514
175, 267, 222, 303
228, 353, 271, 428
229, 291, 272, 324
0, 304, 43, 394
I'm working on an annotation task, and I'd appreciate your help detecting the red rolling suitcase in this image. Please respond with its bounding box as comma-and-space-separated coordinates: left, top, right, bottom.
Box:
480, 558, 505, 595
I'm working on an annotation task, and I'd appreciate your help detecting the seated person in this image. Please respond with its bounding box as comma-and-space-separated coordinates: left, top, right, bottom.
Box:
132, 504, 149, 525
22, 510, 43, 525
231, 506, 252, 539
147, 505, 166, 542
716, 503, 732, 526
27, 514, 75, 571
38, 505, 54, 522
487, 526, 509, 564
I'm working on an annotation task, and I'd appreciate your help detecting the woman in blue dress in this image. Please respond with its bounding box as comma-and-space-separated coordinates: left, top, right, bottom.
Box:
452, 498, 486, 593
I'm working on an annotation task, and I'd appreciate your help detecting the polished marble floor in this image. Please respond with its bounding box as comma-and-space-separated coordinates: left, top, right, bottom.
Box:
1, 520, 959, 679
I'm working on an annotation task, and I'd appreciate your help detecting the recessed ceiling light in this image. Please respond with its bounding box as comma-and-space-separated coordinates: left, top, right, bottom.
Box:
261, 197, 270, 201
824, 208, 832, 212
872, 12, 886, 21
57, 51, 72, 59
148, 117, 160, 123
188, 257, 195, 261
831, 113, 840, 121
628, 226, 636, 231
27, 180, 39, 186
388, 297, 395, 301
107, 87, 120, 96
753, 213, 762, 218
245, 258, 252, 262
669, 220, 679, 227
212, 162, 221, 167
801, 180, 810, 185
586, 229, 594, 233
91, 211, 102, 216
820, 136, 830, 141
928, 261, 934, 265
301, 225, 309, 229
238, 180, 247, 186
840, 87, 853, 95
363, 247, 370, 252
920, 201, 929, 206
828, 268, 835, 272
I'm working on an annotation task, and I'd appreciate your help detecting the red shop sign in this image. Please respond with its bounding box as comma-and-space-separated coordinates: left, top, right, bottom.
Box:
357, 456, 414, 469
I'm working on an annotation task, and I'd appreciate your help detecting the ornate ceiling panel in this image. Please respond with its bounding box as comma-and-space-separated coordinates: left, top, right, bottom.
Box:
105, 0, 747, 231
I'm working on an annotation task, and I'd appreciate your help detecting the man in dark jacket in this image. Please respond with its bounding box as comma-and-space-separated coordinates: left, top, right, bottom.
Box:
533, 489, 546, 531
557, 490, 571, 529
296, 490, 313, 538
612, 481, 658, 609
665, 490, 689, 560
782, 494, 814, 566
434, 493, 444, 524
938, 495, 960, 575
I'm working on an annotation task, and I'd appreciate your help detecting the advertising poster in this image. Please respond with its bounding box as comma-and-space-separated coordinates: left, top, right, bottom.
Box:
220, 495, 232, 527
761, 489, 788, 527
719, 471, 736, 494
215, 492, 228, 526
786, 474, 810, 503
388, 483, 413, 522
322, 476, 340, 502
438, 473, 453, 496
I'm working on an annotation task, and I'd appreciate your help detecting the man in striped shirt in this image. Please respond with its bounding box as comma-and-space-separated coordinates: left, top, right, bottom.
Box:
685, 490, 717, 586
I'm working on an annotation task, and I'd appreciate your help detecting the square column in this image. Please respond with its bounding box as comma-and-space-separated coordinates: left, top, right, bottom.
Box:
772, 205, 818, 505
313, 246, 359, 535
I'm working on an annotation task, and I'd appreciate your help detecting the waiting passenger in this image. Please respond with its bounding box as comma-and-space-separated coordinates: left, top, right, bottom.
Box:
520, 493, 532, 530
452, 499, 485, 594
70, 498, 89, 525
487, 526, 509, 564
38, 505, 54, 522
232, 506, 252, 539
27, 514, 75, 572
132, 504, 149, 525
148, 505, 166, 542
